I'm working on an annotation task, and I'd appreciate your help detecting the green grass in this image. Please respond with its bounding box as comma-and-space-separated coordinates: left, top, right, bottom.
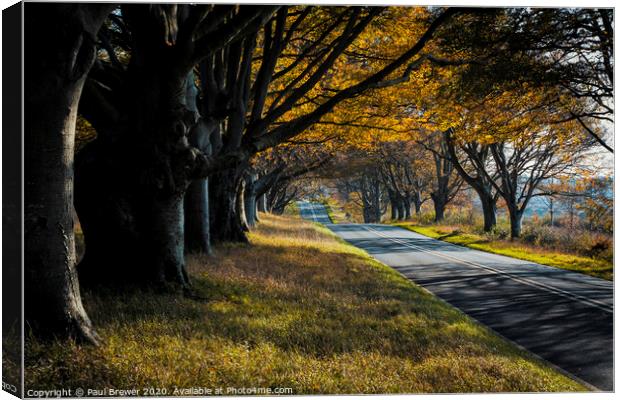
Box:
319, 197, 347, 223
281, 201, 300, 217
323, 203, 336, 223
395, 223, 612, 281
25, 214, 586, 394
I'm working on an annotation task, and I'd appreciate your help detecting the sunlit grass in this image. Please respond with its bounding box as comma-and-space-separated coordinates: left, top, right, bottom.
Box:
319, 197, 349, 223
25, 214, 585, 393
396, 224, 612, 281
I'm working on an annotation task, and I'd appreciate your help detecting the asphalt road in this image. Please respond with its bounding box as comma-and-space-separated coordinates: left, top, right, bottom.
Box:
298, 201, 614, 391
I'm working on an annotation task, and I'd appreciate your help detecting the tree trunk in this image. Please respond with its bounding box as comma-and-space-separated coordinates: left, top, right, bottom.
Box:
403, 196, 412, 219
479, 193, 497, 232
413, 192, 423, 215
363, 206, 378, 223
390, 199, 398, 220
24, 3, 111, 344
375, 207, 383, 223
549, 198, 554, 227
254, 201, 260, 222
244, 174, 258, 228
210, 167, 249, 243
75, 139, 193, 289
509, 208, 523, 239
373, 181, 383, 222
362, 197, 381, 223
152, 195, 188, 285
568, 199, 575, 229
257, 193, 267, 213
397, 199, 406, 221
184, 179, 211, 254
75, 54, 198, 289
237, 178, 250, 232
431, 192, 446, 222
433, 200, 446, 222
184, 75, 215, 254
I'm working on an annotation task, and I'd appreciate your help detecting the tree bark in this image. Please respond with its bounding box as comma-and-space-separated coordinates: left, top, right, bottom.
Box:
397, 199, 406, 221
244, 173, 258, 228
549, 198, 554, 227
257, 193, 267, 213
24, 3, 112, 344
443, 129, 496, 230
184, 77, 215, 254
75, 129, 194, 289
390, 197, 398, 220
363, 206, 379, 223
184, 179, 211, 254
432, 197, 446, 222
254, 201, 260, 222
403, 196, 412, 219
152, 195, 188, 284
75, 6, 278, 286
210, 167, 249, 243
508, 207, 523, 239
75, 12, 201, 288
237, 178, 250, 232
430, 188, 448, 222
413, 191, 423, 215
480, 194, 498, 232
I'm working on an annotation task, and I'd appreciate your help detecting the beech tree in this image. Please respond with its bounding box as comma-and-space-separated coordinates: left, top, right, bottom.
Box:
488, 136, 585, 239
444, 130, 500, 231
417, 132, 464, 222
465, 88, 594, 238
25, 3, 114, 343
329, 150, 387, 223
442, 8, 614, 152
508, 9, 614, 152
69, 4, 472, 292
376, 141, 431, 220
75, 5, 278, 288
193, 6, 472, 242
344, 169, 386, 223
245, 145, 332, 223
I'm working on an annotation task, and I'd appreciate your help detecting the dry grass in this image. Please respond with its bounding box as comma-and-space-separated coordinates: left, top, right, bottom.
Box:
24, 214, 585, 394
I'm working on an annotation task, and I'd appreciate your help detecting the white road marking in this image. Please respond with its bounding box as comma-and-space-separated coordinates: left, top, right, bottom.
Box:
300, 202, 317, 222
362, 225, 613, 314
301, 206, 611, 390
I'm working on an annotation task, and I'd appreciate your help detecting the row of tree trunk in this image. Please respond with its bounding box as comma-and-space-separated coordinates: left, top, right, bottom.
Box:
24, 5, 297, 344
388, 191, 413, 221
24, 4, 473, 343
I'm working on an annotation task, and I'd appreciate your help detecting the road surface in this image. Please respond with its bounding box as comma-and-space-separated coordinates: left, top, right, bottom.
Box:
298, 201, 613, 391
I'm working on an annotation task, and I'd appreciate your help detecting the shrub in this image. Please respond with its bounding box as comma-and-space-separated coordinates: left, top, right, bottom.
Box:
520, 225, 558, 247
485, 225, 510, 241
579, 234, 613, 261
515, 224, 613, 262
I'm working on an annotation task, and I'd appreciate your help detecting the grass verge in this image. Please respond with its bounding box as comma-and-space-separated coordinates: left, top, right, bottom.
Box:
25, 214, 585, 394
319, 197, 347, 223
395, 223, 612, 281
323, 203, 336, 223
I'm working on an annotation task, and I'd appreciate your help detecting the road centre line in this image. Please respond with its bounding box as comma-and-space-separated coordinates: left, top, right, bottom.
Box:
301, 202, 318, 222
361, 225, 613, 314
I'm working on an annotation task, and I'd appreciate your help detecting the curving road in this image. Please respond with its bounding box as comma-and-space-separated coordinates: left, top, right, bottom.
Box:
298, 201, 613, 391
